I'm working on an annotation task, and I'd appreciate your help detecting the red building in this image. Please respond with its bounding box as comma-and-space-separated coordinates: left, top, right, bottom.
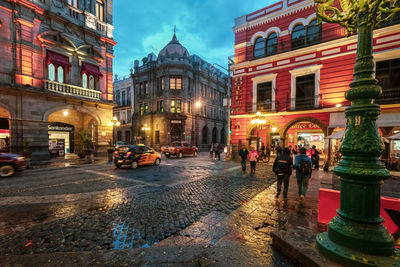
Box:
230, 0, 400, 161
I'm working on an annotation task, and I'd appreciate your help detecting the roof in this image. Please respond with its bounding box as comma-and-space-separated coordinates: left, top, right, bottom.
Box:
158, 34, 190, 57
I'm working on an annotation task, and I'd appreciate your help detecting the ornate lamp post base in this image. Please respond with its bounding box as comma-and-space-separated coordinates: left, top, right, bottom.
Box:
317, 233, 400, 266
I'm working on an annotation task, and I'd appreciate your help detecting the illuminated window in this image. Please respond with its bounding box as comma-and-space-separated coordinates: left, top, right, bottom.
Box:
57, 66, 64, 83
170, 100, 175, 113
89, 75, 95, 89
48, 63, 55, 81
266, 32, 278, 56
96, 0, 104, 21
170, 76, 182, 89
140, 104, 143, 115
254, 37, 265, 58
82, 73, 88, 88
144, 103, 148, 113
161, 78, 165, 90
188, 101, 191, 113
176, 100, 181, 113
68, 0, 78, 8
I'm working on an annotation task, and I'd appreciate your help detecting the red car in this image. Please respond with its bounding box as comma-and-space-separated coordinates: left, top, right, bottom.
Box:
161, 142, 198, 158
0, 153, 26, 177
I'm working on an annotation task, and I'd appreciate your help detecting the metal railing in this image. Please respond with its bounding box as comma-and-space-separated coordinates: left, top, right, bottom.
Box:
376, 88, 400, 105
245, 101, 277, 113
45, 80, 102, 100
289, 95, 321, 111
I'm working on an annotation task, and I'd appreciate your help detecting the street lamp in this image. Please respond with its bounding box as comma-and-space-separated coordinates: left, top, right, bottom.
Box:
192, 101, 202, 145
250, 112, 266, 153
315, 0, 399, 265
110, 117, 120, 146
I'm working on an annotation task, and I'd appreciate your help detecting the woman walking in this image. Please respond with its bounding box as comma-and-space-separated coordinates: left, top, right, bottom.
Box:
248, 146, 259, 175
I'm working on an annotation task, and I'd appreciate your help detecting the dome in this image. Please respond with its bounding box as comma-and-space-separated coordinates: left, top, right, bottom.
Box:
158, 34, 190, 57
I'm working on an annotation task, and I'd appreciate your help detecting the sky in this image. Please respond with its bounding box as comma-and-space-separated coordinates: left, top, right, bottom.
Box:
112, 0, 276, 78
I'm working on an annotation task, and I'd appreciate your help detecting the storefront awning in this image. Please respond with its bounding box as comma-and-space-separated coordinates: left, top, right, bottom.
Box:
330, 112, 400, 128
46, 51, 71, 68
81, 62, 103, 77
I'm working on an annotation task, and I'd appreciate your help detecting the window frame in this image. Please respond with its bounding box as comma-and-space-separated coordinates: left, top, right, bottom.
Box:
169, 76, 182, 90
96, 0, 104, 21
291, 24, 306, 49
266, 32, 278, 56
254, 36, 265, 58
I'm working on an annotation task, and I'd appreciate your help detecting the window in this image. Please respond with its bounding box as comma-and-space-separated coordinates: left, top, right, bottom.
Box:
295, 74, 315, 110
155, 131, 160, 144
307, 19, 322, 45
292, 24, 306, 49
48, 63, 55, 81
266, 32, 278, 56
68, 0, 78, 7
115, 91, 120, 105
202, 126, 208, 144
125, 131, 131, 142
82, 73, 88, 88
257, 82, 272, 111
161, 78, 165, 90
117, 131, 122, 142
188, 101, 191, 113
254, 37, 265, 58
140, 104, 144, 115
121, 90, 126, 105
213, 108, 216, 119
159, 100, 164, 112
144, 81, 148, 94
96, 0, 104, 21
170, 100, 175, 113
89, 75, 95, 89
57, 66, 64, 83
376, 58, 400, 104
127, 87, 131, 105
144, 103, 148, 113
170, 76, 182, 89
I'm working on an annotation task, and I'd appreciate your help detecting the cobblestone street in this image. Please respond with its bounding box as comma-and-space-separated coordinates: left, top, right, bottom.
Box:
0, 153, 301, 265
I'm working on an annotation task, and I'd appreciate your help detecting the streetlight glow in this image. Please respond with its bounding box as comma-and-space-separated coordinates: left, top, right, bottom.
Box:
256, 111, 261, 116
116, 121, 120, 126
113, 116, 117, 121
272, 127, 277, 132
195, 101, 201, 108
63, 110, 68, 116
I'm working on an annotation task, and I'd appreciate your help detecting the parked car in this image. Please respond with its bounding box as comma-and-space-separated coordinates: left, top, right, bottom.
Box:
161, 142, 198, 158
113, 145, 161, 169
0, 153, 26, 177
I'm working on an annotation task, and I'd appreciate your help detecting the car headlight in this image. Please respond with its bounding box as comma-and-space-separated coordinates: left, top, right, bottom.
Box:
17, 157, 25, 161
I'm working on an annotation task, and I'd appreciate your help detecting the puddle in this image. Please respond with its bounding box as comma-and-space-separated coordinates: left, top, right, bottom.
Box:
111, 220, 155, 249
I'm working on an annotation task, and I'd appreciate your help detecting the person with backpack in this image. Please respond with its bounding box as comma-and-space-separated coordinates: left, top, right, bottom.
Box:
273, 147, 293, 200
216, 142, 222, 160
293, 146, 312, 203
248, 146, 259, 175
239, 145, 249, 173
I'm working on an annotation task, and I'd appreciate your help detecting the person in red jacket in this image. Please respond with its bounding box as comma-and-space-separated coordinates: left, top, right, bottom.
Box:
247, 146, 259, 175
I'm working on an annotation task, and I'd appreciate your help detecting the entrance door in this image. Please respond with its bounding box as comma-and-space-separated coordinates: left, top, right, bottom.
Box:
171, 126, 181, 143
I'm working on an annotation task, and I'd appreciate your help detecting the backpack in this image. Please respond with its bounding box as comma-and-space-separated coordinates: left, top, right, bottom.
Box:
276, 159, 288, 173
299, 159, 312, 175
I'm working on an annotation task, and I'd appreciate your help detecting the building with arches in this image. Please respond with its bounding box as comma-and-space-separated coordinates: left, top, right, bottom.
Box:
0, 0, 116, 161
131, 33, 229, 150
230, 0, 400, 158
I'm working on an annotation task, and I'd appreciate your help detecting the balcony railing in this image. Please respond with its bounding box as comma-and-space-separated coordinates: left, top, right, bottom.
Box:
45, 80, 102, 100
376, 88, 400, 105
245, 101, 277, 113
290, 95, 321, 111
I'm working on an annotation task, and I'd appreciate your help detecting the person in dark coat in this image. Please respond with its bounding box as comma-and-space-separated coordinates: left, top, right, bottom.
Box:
239, 145, 249, 173
273, 147, 293, 200
293, 147, 313, 203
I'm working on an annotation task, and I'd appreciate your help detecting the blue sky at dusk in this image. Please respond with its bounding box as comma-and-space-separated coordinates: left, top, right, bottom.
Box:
113, 0, 275, 77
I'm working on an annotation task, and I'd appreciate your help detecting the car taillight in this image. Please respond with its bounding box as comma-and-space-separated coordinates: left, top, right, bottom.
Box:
114, 151, 119, 157
126, 152, 132, 157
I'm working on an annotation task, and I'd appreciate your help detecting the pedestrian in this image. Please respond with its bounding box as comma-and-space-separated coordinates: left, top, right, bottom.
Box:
248, 146, 259, 175
292, 145, 298, 155
213, 142, 218, 160
209, 143, 214, 159
311, 145, 320, 169
293, 147, 312, 204
276, 145, 282, 157
217, 142, 223, 160
239, 145, 249, 173
273, 147, 293, 200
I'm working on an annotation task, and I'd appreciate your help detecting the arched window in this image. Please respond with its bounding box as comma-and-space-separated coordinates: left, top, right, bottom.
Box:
266, 32, 278, 56
48, 63, 55, 81
307, 19, 321, 45
202, 126, 208, 144
254, 37, 265, 58
57, 66, 64, 83
212, 127, 218, 143
96, 0, 104, 21
82, 73, 88, 88
291, 24, 306, 49
89, 75, 95, 89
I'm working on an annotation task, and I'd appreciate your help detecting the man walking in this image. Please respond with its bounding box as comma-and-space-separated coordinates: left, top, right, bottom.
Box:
293, 147, 312, 204
273, 147, 293, 200
239, 145, 249, 173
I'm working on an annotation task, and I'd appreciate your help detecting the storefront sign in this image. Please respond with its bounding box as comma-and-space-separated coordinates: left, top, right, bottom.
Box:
48, 125, 73, 132
291, 122, 320, 130
0, 129, 9, 134
171, 120, 181, 124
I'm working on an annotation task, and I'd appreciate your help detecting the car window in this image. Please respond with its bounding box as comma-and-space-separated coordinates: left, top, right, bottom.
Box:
183, 143, 189, 147
118, 146, 129, 152
143, 146, 153, 153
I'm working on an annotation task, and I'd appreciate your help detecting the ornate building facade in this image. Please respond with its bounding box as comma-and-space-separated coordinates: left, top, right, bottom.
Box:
113, 75, 133, 144
131, 34, 229, 150
230, 0, 400, 160
0, 0, 116, 160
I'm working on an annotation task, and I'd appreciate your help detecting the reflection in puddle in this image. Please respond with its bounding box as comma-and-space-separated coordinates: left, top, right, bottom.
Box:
112, 220, 154, 249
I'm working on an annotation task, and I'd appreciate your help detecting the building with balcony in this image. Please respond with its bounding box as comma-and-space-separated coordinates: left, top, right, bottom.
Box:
113, 75, 133, 144
0, 0, 116, 160
131, 33, 229, 150
230, 0, 400, 158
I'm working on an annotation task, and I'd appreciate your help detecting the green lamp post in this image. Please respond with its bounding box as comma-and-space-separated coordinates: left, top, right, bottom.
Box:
314, 0, 400, 265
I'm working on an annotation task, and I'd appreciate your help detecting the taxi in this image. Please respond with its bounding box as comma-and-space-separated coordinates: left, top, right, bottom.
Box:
113, 145, 161, 169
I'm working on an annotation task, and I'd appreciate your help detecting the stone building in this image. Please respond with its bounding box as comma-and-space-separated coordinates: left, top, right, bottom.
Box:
113, 75, 133, 144
131, 34, 229, 150
0, 0, 116, 161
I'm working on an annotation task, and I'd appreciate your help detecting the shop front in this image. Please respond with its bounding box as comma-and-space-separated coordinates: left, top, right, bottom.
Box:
48, 122, 74, 157
286, 122, 324, 150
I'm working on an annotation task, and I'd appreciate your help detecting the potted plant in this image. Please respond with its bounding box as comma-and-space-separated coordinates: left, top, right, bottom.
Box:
107, 140, 114, 162
77, 130, 94, 163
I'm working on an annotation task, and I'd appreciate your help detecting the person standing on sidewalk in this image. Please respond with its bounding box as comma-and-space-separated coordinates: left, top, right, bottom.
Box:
293, 147, 312, 203
273, 147, 293, 200
248, 146, 259, 175
239, 145, 249, 173
209, 143, 214, 159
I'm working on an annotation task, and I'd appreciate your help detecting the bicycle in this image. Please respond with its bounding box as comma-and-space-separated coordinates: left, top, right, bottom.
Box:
258, 151, 271, 163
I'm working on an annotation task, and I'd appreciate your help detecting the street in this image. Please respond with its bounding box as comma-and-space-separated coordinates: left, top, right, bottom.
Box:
0, 153, 297, 265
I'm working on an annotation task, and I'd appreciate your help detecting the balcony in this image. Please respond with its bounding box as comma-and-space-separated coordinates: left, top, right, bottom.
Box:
45, 80, 102, 100
376, 88, 400, 105
246, 101, 277, 113
290, 95, 321, 111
